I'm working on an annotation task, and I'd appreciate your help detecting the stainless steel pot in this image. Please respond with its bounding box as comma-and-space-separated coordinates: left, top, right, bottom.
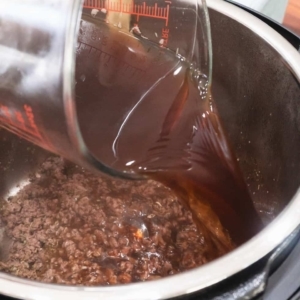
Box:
0, 0, 300, 299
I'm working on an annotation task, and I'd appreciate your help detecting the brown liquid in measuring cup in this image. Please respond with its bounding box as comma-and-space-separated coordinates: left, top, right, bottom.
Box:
75, 15, 263, 256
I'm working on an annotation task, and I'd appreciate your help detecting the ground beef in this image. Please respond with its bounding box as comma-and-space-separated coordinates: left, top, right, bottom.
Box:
0, 157, 230, 285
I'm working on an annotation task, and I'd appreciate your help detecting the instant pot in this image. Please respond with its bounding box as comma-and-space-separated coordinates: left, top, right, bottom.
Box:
1, 0, 300, 299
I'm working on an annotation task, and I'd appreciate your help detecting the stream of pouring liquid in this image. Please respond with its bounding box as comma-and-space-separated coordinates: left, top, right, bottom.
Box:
121, 69, 263, 256
75, 17, 263, 256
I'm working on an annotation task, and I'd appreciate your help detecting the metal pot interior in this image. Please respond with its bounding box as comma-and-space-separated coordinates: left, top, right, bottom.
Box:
211, 8, 300, 223
0, 0, 300, 299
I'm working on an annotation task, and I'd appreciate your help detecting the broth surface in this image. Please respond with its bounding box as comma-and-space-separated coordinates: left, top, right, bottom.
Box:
0, 157, 232, 285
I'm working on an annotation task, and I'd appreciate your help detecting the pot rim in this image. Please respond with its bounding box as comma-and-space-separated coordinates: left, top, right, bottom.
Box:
1, 0, 300, 299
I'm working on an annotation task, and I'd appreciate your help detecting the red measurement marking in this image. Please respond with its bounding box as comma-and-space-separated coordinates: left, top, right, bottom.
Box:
24, 104, 42, 139
0, 105, 12, 122
15, 111, 26, 129
0, 109, 40, 139
83, 0, 170, 26
161, 27, 169, 47
0, 122, 40, 144
0, 103, 53, 151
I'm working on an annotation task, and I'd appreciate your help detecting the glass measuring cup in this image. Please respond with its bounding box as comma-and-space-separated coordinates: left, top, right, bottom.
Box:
0, 0, 212, 179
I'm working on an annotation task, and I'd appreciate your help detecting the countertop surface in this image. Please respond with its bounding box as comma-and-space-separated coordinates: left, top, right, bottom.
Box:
233, 0, 300, 37
283, 0, 300, 36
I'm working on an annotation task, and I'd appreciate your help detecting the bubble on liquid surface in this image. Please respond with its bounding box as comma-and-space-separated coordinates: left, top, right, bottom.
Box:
121, 216, 149, 239
190, 68, 209, 100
